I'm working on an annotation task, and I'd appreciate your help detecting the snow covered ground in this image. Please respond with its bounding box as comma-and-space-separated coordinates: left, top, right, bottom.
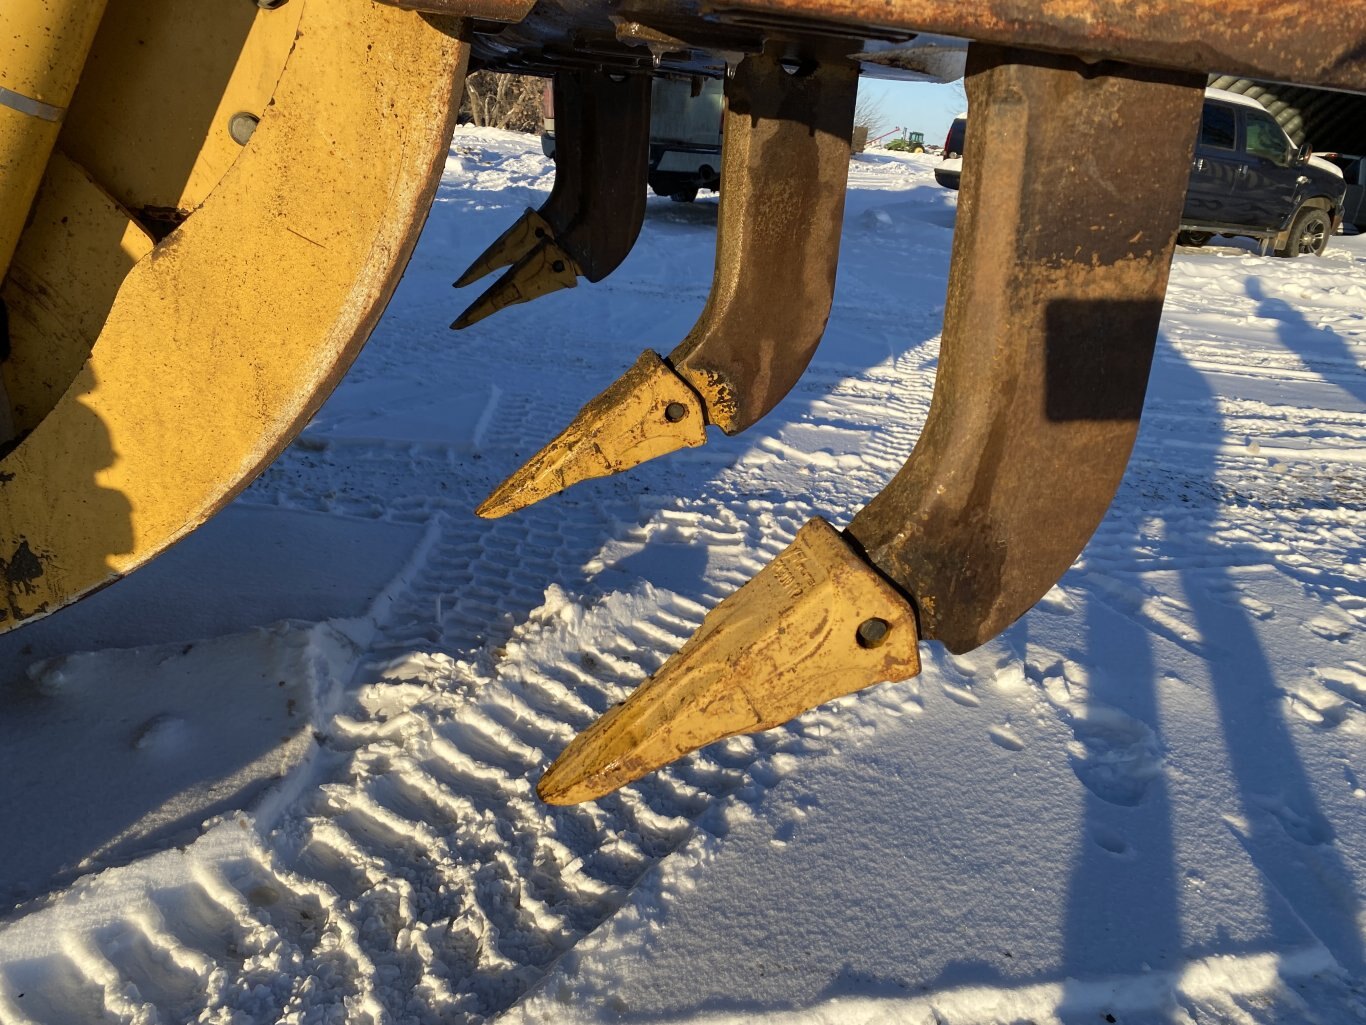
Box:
0, 128, 1362, 1025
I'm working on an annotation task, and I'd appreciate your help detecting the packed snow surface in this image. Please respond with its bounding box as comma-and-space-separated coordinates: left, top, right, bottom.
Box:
0, 129, 1362, 1025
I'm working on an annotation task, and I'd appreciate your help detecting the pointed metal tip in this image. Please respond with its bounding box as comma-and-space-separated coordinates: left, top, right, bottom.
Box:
537, 723, 631, 804
537, 774, 580, 805
535, 518, 924, 804
537, 683, 688, 805
449, 306, 482, 331
452, 239, 581, 331
474, 490, 517, 519
452, 208, 554, 289
476, 350, 708, 518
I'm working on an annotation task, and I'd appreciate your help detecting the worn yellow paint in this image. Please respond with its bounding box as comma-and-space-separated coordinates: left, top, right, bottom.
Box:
477, 350, 708, 519
2, 153, 155, 436
452, 235, 581, 329
0, 110, 59, 289
58, 0, 305, 221
0, 2, 467, 629
539, 517, 922, 804
453, 207, 558, 288
0, 0, 109, 277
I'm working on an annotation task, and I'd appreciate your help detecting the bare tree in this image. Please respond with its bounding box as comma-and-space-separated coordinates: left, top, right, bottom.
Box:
950, 77, 968, 110
853, 87, 890, 141
463, 72, 546, 132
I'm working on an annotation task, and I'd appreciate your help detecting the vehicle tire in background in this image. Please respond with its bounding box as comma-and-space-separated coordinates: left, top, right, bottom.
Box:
1276, 205, 1332, 257
670, 187, 699, 203
1177, 231, 1212, 247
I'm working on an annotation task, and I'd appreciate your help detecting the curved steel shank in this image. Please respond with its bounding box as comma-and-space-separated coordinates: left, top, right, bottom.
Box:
539, 44, 1207, 801
846, 44, 1204, 652
670, 47, 857, 433
477, 46, 857, 517
453, 69, 650, 327
545, 69, 651, 283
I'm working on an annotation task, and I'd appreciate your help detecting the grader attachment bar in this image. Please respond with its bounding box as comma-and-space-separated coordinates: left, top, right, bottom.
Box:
540, 43, 1206, 802
708, 0, 1366, 93
452, 68, 651, 328
478, 45, 858, 518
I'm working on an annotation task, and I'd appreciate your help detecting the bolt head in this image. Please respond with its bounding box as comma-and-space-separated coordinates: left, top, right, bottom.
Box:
228, 112, 260, 146
856, 617, 891, 649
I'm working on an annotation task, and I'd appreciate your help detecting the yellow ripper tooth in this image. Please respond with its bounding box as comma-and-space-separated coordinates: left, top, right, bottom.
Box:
476, 350, 708, 519
453, 208, 557, 288
538, 517, 922, 804
451, 237, 580, 330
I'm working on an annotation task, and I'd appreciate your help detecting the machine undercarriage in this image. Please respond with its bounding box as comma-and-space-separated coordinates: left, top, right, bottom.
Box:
1, 0, 1362, 803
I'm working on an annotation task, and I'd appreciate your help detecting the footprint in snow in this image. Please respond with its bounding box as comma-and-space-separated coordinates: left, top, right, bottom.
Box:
1311, 661, 1366, 716
940, 682, 981, 708
1091, 827, 1130, 856
1066, 706, 1163, 807
132, 714, 190, 754
1314, 664, 1366, 712
1034, 585, 1077, 615
987, 725, 1025, 752
1304, 612, 1357, 643
1248, 793, 1334, 847
770, 820, 799, 847
1210, 582, 1275, 620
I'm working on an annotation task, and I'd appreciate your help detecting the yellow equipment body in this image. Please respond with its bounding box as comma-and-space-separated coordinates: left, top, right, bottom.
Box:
0, 1, 468, 629
3, 0, 1364, 807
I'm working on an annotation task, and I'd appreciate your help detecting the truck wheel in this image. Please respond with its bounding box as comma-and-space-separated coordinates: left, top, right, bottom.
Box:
1177, 230, 1211, 247
670, 187, 699, 203
1277, 206, 1332, 257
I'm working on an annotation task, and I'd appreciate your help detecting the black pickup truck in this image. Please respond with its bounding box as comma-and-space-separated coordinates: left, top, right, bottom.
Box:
935, 88, 1347, 258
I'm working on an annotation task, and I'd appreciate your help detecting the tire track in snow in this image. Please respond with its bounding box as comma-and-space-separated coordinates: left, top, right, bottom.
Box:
239, 491, 826, 1023
0, 318, 931, 1023
3, 132, 1361, 1025
0, 486, 854, 1025
234, 314, 937, 1017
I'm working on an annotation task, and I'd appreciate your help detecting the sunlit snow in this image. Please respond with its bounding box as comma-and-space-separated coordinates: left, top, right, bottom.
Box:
0, 128, 1362, 1025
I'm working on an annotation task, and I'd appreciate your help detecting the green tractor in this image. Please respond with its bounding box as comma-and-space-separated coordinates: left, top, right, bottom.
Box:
884, 130, 926, 153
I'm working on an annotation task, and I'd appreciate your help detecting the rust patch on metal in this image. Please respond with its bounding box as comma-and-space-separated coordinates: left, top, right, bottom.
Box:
709, 0, 1366, 93
846, 45, 1204, 652
670, 44, 858, 434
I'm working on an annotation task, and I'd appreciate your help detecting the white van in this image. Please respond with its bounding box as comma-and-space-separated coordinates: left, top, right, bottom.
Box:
646, 77, 724, 202
542, 77, 723, 203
